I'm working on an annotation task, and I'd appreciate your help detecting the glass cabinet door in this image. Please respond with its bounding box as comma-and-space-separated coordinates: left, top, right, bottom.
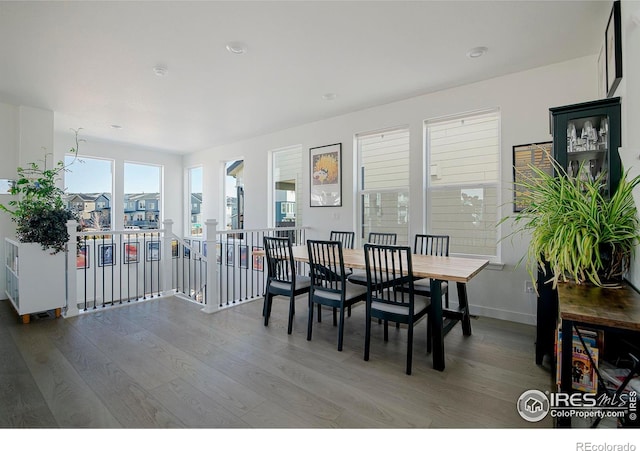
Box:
550, 97, 621, 197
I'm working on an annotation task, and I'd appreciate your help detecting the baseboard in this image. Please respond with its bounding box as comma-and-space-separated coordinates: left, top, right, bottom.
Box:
467, 303, 536, 326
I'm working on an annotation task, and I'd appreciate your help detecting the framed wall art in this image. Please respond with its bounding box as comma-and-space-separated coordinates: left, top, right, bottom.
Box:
98, 243, 115, 267
146, 241, 160, 262
226, 243, 235, 266
239, 245, 248, 269
605, 0, 622, 98
512, 142, 553, 212
123, 241, 139, 264
77, 244, 89, 269
310, 143, 342, 207
252, 246, 263, 272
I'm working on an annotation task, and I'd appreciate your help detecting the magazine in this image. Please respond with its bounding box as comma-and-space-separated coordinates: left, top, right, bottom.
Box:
556, 327, 603, 393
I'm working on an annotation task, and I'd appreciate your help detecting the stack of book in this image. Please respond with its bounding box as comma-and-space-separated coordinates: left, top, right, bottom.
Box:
556, 326, 604, 393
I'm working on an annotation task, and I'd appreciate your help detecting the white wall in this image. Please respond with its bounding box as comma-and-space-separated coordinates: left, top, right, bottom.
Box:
184, 55, 599, 325
54, 131, 184, 237
620, 0, 640, 289
0, 104, 55, 300
0, 102, 19, 300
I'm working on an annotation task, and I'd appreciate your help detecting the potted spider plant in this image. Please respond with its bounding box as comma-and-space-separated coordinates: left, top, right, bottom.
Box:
0, 130, 82, 254
504, 153, 640, 288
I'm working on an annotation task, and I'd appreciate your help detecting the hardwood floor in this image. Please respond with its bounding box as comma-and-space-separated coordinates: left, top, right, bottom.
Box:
0, 295, 554, 428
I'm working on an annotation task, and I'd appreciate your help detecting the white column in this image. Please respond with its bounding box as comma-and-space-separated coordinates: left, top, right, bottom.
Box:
63, 220, 79, 318
201, 218, 219, 313
162, 219, 174, 295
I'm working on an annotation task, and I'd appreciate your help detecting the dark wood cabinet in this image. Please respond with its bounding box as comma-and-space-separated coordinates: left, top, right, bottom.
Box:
536, 97, 622, 366
549, 97, 621, 196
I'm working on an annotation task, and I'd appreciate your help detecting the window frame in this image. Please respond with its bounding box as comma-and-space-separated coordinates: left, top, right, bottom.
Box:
356, 126, 411, 247
424, 108, 502, 261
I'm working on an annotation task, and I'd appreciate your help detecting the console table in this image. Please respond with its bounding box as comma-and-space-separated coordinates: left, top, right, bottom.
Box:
557, 281, 640, 427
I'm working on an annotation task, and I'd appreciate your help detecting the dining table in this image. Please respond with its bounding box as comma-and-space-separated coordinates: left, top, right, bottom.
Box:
257, 245, 489, 371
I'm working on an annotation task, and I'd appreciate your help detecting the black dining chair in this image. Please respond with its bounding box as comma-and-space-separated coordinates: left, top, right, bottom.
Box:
307, 240, 368, 351
329, 231, 355, 249
263, 236, 311, 334
347, 232, 398, 286
363, 244, 431, 375
411, 234, 450, 308
368, 232, 397, 245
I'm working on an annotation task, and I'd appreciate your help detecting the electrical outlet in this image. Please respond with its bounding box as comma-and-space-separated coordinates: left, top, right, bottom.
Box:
524, 281, 535, 293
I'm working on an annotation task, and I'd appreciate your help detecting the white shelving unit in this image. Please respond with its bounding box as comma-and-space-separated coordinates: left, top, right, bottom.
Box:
4, 238, 66, 323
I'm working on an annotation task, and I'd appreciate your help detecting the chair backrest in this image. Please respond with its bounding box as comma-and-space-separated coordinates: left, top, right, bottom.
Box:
368, 232, 397, 245
263, 236, 296, 284
414, 234, 449, 257
329, 231, 355, 249
307, 240, 347, 295
364, 244, 416, 312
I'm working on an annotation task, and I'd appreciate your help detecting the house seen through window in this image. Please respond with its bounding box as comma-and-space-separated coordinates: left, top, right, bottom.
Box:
425, 109, 500, 258
357, 127, 410, 246
64, 156, 113, 231
123, 162, 161, 230
272, 145, 303, 228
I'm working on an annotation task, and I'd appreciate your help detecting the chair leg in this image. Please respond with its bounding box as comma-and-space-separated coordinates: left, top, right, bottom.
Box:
287, 294, 295, 334
384, 320, 389, 342
332, 307, 337, 326
445, 290, 449, 309
406, 322, 414, 375
307, 301, 314, 341
348, 305, 352, 317
364, 308, 372, 361
337, 308, 345, 351
264, 293, 272, 326
317, 304, 322, 323
427, 316, 432, 354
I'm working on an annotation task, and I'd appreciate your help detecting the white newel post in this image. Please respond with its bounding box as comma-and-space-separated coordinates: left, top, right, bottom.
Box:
202, 219, 219, 313
64, 219, 79, 318
162, 219, 174, 295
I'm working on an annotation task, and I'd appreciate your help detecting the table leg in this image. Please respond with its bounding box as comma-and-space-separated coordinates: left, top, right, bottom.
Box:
430, 279, 445, 371
456, 282, 472, 336
557, 318, 573, 428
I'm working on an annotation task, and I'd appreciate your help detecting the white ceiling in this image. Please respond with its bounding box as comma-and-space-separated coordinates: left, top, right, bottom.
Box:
0, 1, 611, 154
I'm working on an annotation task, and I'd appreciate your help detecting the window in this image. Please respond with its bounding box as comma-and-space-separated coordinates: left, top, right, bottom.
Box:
124, 162, 161, 230
64, 156, 113, 231
272, 146, 303, 228
224, 160, 244, 230
357, 127, 410, 246
425, 109, 500, 258
188, 167, 203, 236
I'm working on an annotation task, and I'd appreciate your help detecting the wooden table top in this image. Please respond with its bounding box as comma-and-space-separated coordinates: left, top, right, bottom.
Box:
557, 282, 640, 332
258, 246, 489, 283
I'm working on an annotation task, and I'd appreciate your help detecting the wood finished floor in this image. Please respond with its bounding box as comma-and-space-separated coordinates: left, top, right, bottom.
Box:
0, 295, 554, 428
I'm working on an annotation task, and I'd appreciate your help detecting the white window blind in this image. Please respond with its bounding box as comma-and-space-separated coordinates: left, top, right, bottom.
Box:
358, 127, 410, 245
426, 110, 500, 257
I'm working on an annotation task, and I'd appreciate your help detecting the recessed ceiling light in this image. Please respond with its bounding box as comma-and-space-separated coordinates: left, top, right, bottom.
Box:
226, 41, 247, 54
111, 124, 122, 129
153, 65, 168, 76
466, 46, 488, 58
322, 93, 337, 101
